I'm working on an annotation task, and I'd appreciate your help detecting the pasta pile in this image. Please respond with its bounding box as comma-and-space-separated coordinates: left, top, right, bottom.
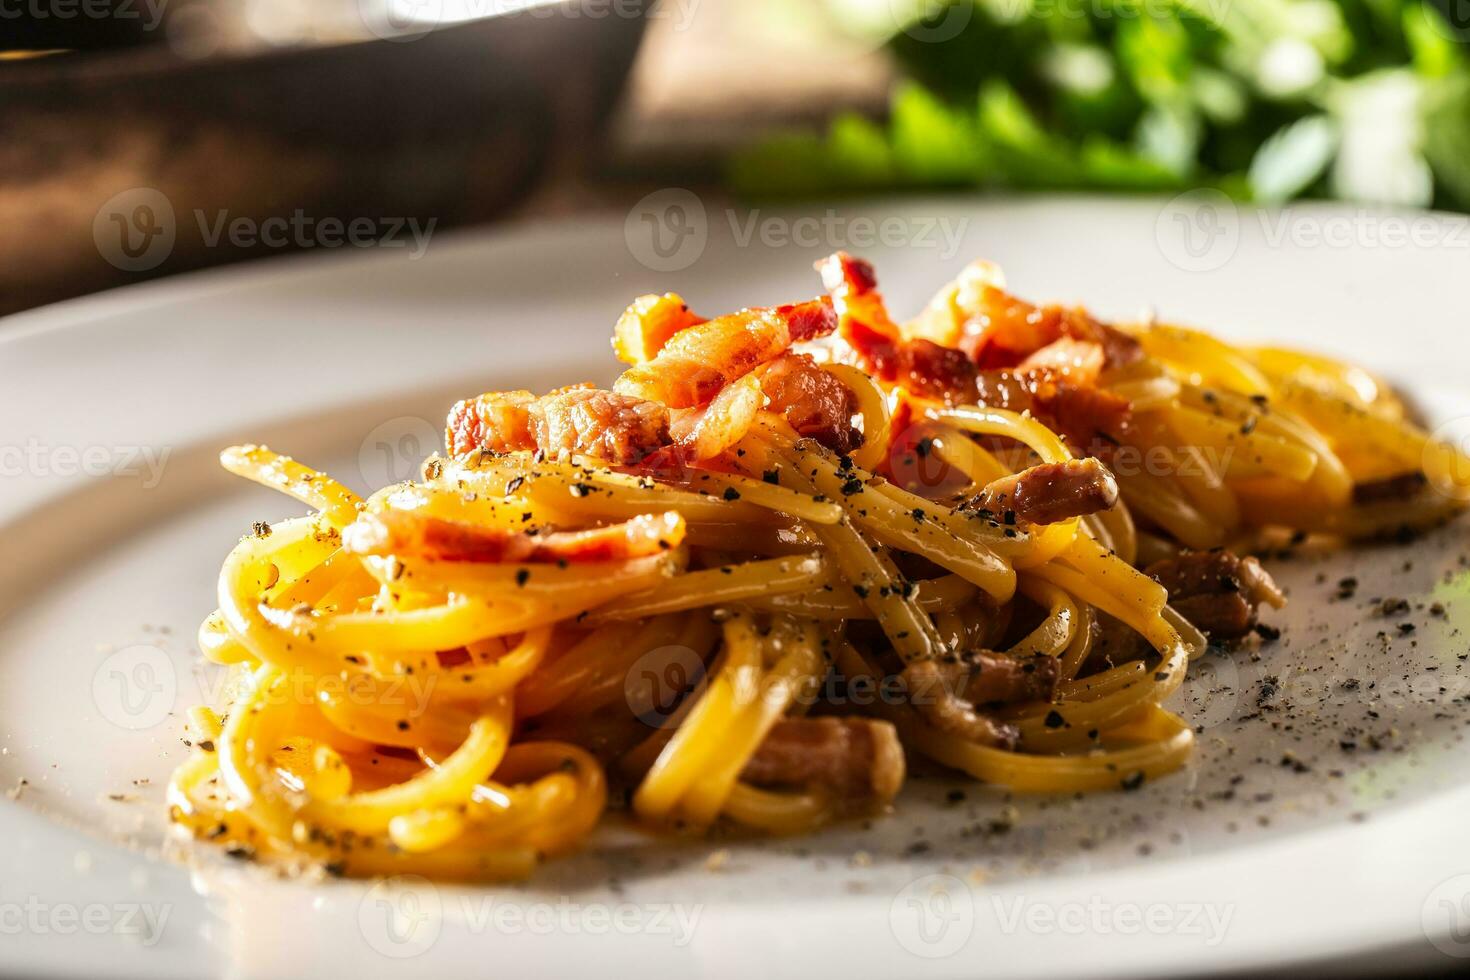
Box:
168, 254, 1468, 879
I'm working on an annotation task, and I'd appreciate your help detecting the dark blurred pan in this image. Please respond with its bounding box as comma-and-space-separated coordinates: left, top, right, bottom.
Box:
0, 0, 649, 314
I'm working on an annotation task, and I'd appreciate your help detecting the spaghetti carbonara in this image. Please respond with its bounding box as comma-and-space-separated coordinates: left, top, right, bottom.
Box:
168, 253, 1469, 879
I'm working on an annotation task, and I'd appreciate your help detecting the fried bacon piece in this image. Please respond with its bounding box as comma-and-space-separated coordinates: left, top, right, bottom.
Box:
614, 298, 838, 408
612, 293, 705, 365
669, 353, 861, 461
344, 509, 685, 563
741, 717, 905, 803
819, 253, 1136, 450
673, 373, 766, 461
960, 458, 1119, 526
447, 385, 671, 464
532, 387, 672, 464
1018, 336, 1107, 386
821, 252, 981, 404
1145, 550, 1285, 640
899, 651, 1059, 749
909, 258, 1143, 371
818, 253, 1133, 453
447, 389, 537, 457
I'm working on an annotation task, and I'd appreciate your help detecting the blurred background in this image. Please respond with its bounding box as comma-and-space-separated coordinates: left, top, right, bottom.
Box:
4, 0, 1468, 314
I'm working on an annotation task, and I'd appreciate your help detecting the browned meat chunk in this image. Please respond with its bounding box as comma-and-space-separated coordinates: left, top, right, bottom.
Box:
960, 458, 1119, 526
742, 717, 904, 803
899, 651, 1059, 749
974, 369, 1133, 457
447, 385, 671, 464
1351, 471, 1429, 505
758, 353, 861, 454
1146, 550, 1285, 640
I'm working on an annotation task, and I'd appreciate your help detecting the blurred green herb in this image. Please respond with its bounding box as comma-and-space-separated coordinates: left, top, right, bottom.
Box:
730, 0, 1470, 209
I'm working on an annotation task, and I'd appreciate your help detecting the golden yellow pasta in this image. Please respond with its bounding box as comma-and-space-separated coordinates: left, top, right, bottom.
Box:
169, 252, 1469, 880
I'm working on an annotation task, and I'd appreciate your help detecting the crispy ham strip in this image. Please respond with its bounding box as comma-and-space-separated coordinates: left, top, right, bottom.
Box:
344, 509, 686, 564
821, 251, 982, 405
741, 717, 904, 803
820, 252, 1133, 452
447, 385, 671, 464
1146, 550, 1285, 640
615, 297, 838, 408
960, 458, 1119, 526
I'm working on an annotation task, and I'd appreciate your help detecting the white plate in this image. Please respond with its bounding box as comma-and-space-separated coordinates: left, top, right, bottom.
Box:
4, 196, 1470, 979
